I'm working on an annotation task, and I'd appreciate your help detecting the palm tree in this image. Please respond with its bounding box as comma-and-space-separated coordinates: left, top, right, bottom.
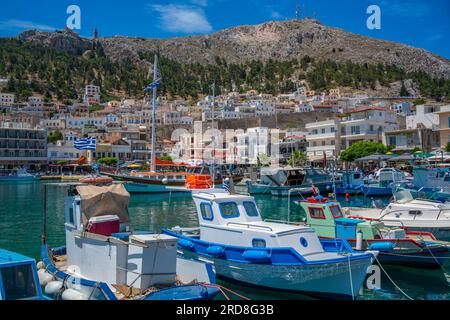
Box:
288, 150, 307, 167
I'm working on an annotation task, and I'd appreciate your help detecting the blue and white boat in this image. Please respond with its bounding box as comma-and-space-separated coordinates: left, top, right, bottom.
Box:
0, 168, 39, 182
0, 248, 46, 300
163, 188, 378, 299
361, 168, 408, 197
38, 183, 219, 300
334, 170, 366, 195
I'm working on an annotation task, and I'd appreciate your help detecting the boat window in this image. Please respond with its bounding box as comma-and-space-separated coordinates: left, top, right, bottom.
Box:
408, 210, 422, 215
69, 207, 74, 225
200, 203, 214, 221
330, 205, 343, 218
308, 207, 326, 219
219, 202, 240, 218
243, 201, 259, 217
252, 238, 266, 248
353, 173, 361, 179
0, 264, 38, 300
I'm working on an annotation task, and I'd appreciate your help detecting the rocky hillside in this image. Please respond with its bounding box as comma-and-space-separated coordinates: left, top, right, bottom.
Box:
18, 19, 450, 80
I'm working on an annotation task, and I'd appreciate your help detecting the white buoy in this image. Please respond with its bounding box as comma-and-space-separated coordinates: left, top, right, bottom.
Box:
45, 281, 64, 296
356, 230, 363, 251
37, 269, 54, 287
61, 288, 88, 300
162, 177, 168, 185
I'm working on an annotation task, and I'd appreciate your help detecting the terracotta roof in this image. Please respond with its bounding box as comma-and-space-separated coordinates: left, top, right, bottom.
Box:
350, 106, 388, 113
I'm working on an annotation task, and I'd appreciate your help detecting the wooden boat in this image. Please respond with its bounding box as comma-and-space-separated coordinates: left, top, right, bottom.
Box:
163, 188, 378, 299
37, 184, 220, 300
344, 190, 450, 241
296, 196, 450, 269
246, 167, 333, 197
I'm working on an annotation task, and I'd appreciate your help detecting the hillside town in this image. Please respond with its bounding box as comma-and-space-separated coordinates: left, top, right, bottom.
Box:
1, 82, 449, 172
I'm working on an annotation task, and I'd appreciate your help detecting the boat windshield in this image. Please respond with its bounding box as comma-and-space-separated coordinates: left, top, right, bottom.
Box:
394, 190, 414, 203
0, 264, 39, 300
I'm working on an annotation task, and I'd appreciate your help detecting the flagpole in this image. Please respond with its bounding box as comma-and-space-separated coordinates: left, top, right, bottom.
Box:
150, 54, 158, 173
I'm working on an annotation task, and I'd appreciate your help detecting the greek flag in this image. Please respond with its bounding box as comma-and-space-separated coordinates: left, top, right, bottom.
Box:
144, 79, 161, 92
74, 137, 96, 151
223, 178, 230, 192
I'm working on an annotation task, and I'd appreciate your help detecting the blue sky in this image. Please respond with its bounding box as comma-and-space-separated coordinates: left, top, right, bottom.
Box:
0, 0, 449, 58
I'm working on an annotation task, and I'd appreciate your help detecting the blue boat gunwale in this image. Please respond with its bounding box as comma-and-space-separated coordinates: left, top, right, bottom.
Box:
41, 244, 218, 300
162, 229, 375, 266
0, 251, 44, 300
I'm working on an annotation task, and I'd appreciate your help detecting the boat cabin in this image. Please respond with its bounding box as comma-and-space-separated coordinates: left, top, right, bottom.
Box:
341, 171, 366, 187
0, 249, 44, 300
192, 190, 328, 257
297, 196, 387, 240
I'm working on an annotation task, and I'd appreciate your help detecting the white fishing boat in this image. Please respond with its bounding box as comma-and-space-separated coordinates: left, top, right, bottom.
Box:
163, 188, 378, 299
38, 182, 219, 300
344, 190, 450, 240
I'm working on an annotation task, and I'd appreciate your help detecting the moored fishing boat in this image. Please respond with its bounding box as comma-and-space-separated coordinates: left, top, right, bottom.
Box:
37, 183, 219, 300
344, 190, 450, 241
246, 167, 333, 197
0, 168, 39, 182
361, 168, 408, 196
0, 248, 46, 300
334, 170, 366, 195
163, 188, 378, 299
295, 196, 449, 269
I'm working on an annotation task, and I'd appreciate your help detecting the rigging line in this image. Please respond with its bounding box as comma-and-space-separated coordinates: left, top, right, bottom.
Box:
372, 254, 414, 300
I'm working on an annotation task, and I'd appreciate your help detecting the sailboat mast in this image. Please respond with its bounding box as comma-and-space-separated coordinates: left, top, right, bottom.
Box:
150, 54, 158, 172
211, 83, 215, 188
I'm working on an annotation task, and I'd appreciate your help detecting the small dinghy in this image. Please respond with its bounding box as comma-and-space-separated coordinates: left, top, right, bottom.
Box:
163, 188, 378, 299
37, 184, 219, 300
296, 196, 450, 269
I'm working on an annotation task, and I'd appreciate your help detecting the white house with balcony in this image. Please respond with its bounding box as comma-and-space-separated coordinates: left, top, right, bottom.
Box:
406, 105, 440, 130
340, 107, 398, 148
305, 119, 341, 161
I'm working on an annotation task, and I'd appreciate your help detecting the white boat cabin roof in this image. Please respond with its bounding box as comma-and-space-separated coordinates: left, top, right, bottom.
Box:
192, 190, 314, 234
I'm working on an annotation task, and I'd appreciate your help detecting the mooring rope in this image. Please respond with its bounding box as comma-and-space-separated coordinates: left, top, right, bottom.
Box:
372, 254, 414, 300
201, 283, 251, 300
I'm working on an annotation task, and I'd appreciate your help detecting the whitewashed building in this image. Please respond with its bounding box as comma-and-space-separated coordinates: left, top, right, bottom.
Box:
305, 119, 341, 161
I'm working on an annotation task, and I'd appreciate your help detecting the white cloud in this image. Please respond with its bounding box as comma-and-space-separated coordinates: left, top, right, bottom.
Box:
381, 0, 431, 18
270, 11, 282, 19
0, 19, 56, 32
149, 4, 213, 34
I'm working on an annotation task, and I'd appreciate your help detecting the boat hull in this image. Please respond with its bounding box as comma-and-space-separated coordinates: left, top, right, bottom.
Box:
361, 185, 393, 196
269, 183, 332, 197
182, 250, 373, 299
0, 176, 39, 182
40, 244, 219, 300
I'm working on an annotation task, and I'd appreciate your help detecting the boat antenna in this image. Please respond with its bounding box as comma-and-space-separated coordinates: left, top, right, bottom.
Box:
150, 54, 159, 173
41, 184, 47, 244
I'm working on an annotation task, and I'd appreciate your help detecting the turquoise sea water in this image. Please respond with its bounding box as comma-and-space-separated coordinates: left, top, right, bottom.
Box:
1, 181, 449, 300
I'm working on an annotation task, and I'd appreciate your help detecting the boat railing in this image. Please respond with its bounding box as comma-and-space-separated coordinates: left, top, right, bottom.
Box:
264, 218, 304, 226
226, 222, 273, 231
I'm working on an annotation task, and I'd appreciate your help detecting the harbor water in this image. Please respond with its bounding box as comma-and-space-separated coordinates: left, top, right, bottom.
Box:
1, 181, 449, 300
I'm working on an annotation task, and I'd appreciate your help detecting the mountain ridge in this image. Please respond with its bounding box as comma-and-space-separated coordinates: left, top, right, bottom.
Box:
16, 19, 450, 80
